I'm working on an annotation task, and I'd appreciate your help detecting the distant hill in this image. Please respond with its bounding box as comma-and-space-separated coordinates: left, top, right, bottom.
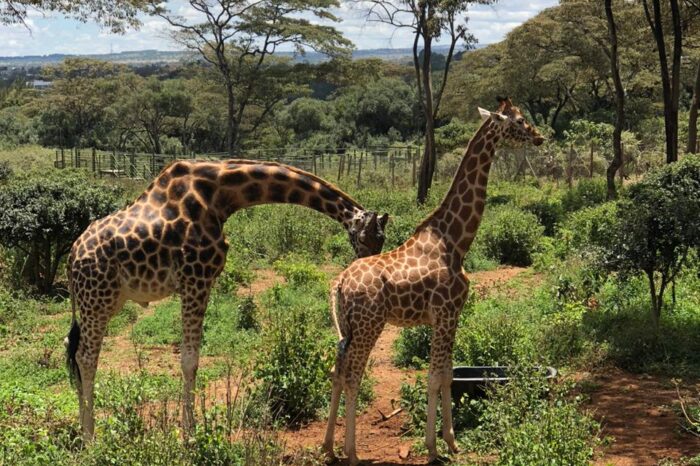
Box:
0, 44, 486, 68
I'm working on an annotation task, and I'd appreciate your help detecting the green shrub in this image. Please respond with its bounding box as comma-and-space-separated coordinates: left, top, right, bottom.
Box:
604, 156, 700, 325
479, 205, 544, 266
393, 326, 431, 369
0, 171, 123, 292
273, 257, 326, 288
201, 295, 259, 358
556, 202, 617, 257
462, 366, 600, 465
560, 178, 607, 212
131, 299, 181, 346
253, 285, 334, 425
214, 254, 253, 295
522, 198, 564, 236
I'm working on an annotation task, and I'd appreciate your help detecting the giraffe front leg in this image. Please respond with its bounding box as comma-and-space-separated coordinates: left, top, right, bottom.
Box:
426, 317, 459, 462
179, 286, 210, 435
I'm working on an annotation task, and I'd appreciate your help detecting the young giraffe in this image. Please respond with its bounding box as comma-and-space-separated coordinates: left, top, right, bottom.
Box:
322, 98, 544, 464
66, 159, 388, 440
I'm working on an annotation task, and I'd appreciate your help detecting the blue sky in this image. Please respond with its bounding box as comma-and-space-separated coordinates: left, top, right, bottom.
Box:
0, 0, 558, 57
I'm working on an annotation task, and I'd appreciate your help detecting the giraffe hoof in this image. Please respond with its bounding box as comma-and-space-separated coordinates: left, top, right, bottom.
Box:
428, 455, 451, 465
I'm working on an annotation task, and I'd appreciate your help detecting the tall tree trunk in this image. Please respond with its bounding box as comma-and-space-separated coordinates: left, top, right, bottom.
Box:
669, 0, 682, 162
225, 81, 236, 156
605, 0, 625, 200
688, 62, 700, 154
417, 33, 436, 205
645, 0, 682, 164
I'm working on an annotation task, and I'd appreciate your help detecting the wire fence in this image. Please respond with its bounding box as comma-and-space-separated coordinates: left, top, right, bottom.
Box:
54, 145, 423, 188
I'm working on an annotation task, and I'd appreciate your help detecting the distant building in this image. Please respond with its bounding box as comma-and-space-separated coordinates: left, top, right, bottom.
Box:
29, 79, 52, 89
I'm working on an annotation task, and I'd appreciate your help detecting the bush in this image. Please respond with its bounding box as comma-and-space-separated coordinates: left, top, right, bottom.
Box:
604, 156, 700, 325
214, 254, 253, 295
461, 366, 601, 465
556, 202, 617, 257
393, 326, 432, 369
522, 198, 564, 236
253, 284, 334, 425
560, 178, 607, 213
0, 171, 123, 292
479, 205, 544, 266
273, 257, 326, 288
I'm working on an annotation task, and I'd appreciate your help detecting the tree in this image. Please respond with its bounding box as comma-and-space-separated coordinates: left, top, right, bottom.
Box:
37, 59, 125, 148
150, 0, 352, 155
605, 156, 700, 327
642, 0, 683, 163
1, 0, 145, 31
0, 172, 123, 293
111, 77, 193, 154
363, 0, 497, 204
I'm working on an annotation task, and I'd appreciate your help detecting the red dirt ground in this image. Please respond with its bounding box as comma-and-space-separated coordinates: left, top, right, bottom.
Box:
589, 368, 700, 465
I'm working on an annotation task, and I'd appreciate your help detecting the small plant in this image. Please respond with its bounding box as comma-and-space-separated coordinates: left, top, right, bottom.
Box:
560, 178, 607, 213
479, 205, 544, 267
393, 326, 431, 369
253, 285, 335, 425
461, 365, 601, 465
273, 256, 326, 288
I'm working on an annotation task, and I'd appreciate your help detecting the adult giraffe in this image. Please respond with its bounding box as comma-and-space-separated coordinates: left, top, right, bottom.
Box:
322, 98, 544, 464
66, 159, 388, 440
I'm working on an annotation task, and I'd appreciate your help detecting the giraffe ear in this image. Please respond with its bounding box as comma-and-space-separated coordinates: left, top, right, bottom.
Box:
378, 213, 389, 229
478, 107, 491, 121
478, 107, 507, 123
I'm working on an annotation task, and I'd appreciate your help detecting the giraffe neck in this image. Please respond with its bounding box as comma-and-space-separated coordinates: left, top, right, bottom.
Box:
417, 119, 501, 260
148, 160, 365, 230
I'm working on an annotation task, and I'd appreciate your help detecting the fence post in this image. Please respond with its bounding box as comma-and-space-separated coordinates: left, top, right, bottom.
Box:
391, 153, 395, 187
357, 152, 363, 188
91, 148, 96, 174
412, 147, 418, 186
337, 154, 344, 181
347, 150, 353, 176
589, 143, 594, 178
111, 149, 116, 171
130, 152, 136, 178
312, 152, 317, 175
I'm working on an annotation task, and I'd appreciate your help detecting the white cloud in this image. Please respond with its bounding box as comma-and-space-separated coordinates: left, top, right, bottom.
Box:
0, 0, 559, 56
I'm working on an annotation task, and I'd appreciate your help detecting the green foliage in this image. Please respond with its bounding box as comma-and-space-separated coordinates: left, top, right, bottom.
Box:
604, 156, 700, 322
214, 253, 253, 295
273, 256, 327, 288
435, 119, 477, 155
556, 202, 617, 256
522, 198, 564, 236
393, 326, 432, 369
131, 299, 182, 346
560, 178, 608, 213
479, 205, 544, 266
201, 294, 259, 359
253, 284, 335, 425
463, 368, 600, 465
0, 170, 123, 292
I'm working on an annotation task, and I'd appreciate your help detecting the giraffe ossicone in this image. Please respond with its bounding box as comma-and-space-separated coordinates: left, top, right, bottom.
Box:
322, 98, 544, 465
65, 159, 388, 440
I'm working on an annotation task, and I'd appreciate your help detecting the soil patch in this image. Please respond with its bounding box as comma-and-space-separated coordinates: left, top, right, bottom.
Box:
589, 368, 700, 465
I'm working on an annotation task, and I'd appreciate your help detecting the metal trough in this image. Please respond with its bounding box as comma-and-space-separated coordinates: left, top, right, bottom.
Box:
451, 366, 558, 404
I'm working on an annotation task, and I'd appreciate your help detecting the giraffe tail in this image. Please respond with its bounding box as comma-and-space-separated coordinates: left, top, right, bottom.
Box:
65, 265, 81, 386
330, 279, 343, 340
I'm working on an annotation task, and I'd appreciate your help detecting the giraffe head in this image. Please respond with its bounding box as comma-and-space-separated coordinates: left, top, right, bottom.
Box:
348, 211, 389, 258
478, 97, 544, 146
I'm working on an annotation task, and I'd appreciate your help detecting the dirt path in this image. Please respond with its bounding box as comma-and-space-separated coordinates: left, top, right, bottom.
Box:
282, 266, 529, 465
589, 368, 700, 465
